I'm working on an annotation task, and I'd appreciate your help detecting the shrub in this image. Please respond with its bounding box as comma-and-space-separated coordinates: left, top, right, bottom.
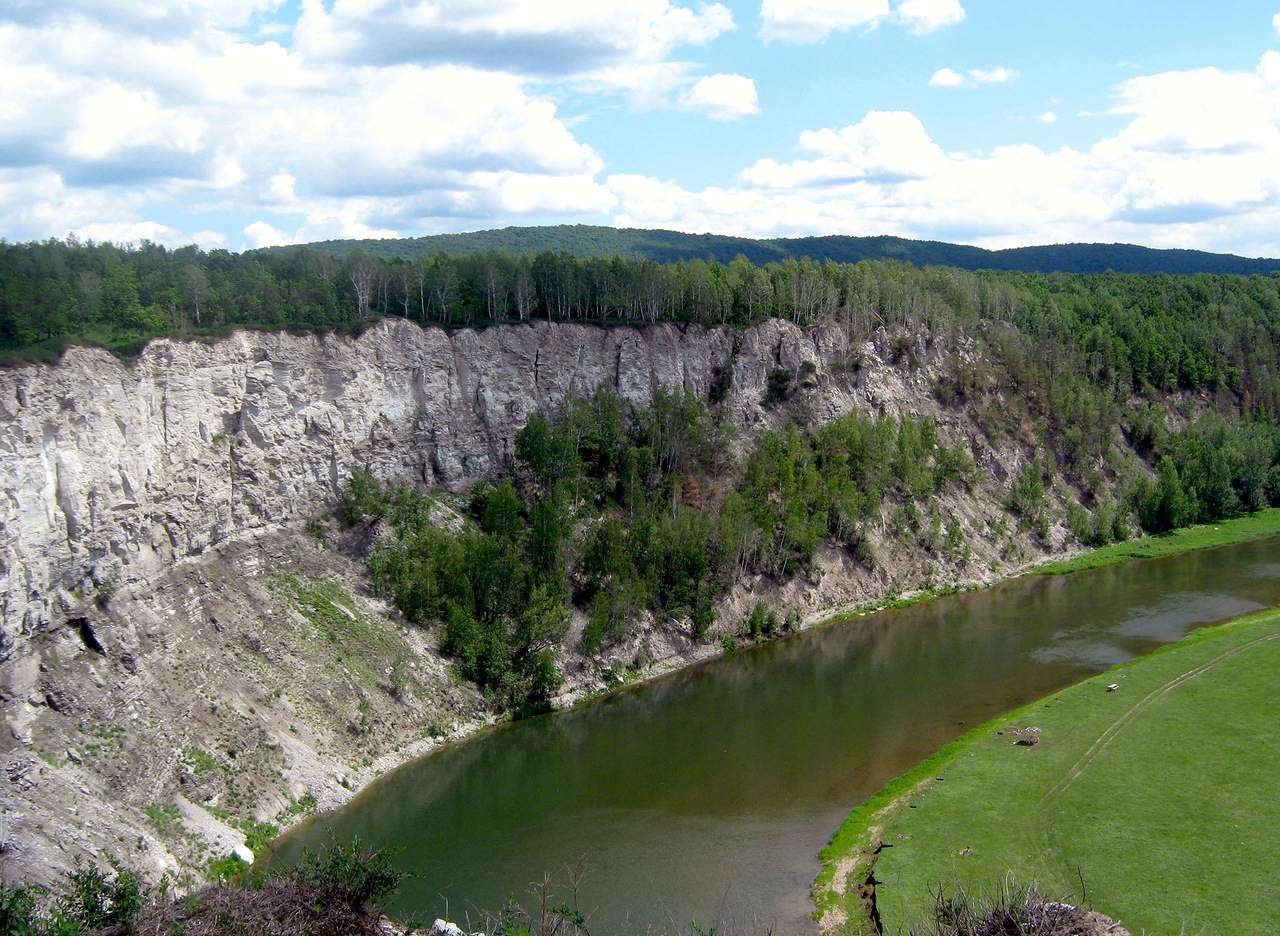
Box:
206, 854, 250, 883
342, 467, 389, 524
908, 880, 1090, 936
1008, 459, 1051, 540
286, 839, 403, 911
743, 601, 780, 641
764, 368, 793, 406
1066, 502, 1091, 544
0, 882, 42, 936
55, 859, 146, 931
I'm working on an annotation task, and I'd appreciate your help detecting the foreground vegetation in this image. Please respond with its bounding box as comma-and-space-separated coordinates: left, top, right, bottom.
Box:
0, 840, 402, 936
813, 606, 1280, 935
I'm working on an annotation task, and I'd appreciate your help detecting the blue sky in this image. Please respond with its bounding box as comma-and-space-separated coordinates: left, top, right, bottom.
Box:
3, 1, 1280, 254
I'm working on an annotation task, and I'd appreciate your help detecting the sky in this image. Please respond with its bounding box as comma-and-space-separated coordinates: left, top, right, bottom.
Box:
3, 1, 1280, 255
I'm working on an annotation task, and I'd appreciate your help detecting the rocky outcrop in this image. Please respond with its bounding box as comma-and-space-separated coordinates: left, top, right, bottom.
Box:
0, 316, 1070, 888
0, 317, 913, 654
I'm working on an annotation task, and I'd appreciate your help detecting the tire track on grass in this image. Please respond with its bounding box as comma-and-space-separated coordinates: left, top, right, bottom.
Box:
1041, 629, 1280, 807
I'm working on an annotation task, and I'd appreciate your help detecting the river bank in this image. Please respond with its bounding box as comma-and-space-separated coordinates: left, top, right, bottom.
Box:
1034, 507, 1280, 574
812, 602, 1280, 934
268, 522, 1280, 934
322, 508, 1280, 833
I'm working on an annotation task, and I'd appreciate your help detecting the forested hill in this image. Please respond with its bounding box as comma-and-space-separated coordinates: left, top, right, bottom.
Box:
280, 225, 1280, 276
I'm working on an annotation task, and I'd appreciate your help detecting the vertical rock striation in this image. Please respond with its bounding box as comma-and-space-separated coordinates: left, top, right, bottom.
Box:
2, 317, 885, 653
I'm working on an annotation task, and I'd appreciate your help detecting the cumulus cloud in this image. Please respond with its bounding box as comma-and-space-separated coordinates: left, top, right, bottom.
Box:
928, 67, 966, 88
295, 0, 734, 75
895, 0, 966, 35
0, 1, 648, 244
742, 111, 946, 186
1039, 111, 1059, 124
1274, 10, 1280, 38
243, 220, 292, 249
759, 0, 964, 42
678, 73, 760, 120
930, 65, 1018, 88
608, 51, 1280, 255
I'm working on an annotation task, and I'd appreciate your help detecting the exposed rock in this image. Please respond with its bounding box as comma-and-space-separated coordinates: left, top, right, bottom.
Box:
0, 317, 1077, 887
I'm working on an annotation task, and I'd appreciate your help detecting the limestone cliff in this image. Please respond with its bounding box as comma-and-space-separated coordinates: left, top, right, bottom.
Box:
0, 317, 912, 651
1, 316, 1042, 885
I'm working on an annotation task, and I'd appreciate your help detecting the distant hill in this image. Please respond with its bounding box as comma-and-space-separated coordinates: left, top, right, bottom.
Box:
279, 225, 1280, 276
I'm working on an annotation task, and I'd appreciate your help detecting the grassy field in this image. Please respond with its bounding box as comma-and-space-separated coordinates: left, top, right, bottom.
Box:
1035, 508, 1280, 575
812, 607, 1280, 935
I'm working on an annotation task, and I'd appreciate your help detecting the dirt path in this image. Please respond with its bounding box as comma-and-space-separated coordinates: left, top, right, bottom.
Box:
1040, 630, 1280, 806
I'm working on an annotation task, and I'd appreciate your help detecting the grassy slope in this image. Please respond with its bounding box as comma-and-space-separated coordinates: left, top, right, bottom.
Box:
813, 608, 1280, 935
1036, 508, 1280, 574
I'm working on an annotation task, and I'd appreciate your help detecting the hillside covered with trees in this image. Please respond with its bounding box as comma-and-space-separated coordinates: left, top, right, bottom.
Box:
278, 225, 1280, 275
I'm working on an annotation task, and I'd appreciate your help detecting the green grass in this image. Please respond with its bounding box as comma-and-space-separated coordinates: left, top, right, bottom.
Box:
813, 607, 1280, 935
143, 804, 184, 840
181, 747, 220, 775
1036, 508, 1280, 574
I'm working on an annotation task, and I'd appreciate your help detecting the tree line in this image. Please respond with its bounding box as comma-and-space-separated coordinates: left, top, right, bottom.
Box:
2, 238, 1279, 416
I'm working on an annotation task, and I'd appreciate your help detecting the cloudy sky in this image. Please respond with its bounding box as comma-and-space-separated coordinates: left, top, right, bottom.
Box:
4, 1, 1280, 254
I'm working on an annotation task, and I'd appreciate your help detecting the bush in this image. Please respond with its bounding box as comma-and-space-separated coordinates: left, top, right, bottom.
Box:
909, 880, 1091, 936
1009, 459, 1051, 540
743, 601, 780, 641
342, 467, 390, 524
286, 839, 403, 911
0, 882, 42, 936
764, 368, 793, 406
55, 859, 146, 931
1066, 502, 1091, 545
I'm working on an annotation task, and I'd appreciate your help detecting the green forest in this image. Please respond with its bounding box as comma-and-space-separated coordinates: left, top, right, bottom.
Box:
5, 238, 1280, 417
280, 225, 1280, 275
343, 387, 1280, 710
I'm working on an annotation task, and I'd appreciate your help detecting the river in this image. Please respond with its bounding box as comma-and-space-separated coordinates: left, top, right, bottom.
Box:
270, 536, 1280, 934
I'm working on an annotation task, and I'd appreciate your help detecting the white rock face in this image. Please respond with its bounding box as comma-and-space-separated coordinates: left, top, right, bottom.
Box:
1, 317, 884, 654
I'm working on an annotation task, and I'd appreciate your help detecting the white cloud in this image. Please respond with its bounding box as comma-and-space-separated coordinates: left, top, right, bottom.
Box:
243, 220, 292, 249
296, 0, 734, 74
1038, 111, 1059, 124
760, 0, 889, 42
5, 0, 286, 33
0, 3, 632, 244
929, 67, 966, 88
608, 52, 1280, 256
679, 73, 760, 120
895, 0, 965, 35
1274, 10, 1280, 38
742, 111, 946, 186
759, 0, 964, 42
970, 66, 1017, 85
929, 65, 1018, 88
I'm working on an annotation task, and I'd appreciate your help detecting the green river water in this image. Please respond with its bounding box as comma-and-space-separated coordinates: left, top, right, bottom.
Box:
271, 536, 1280, 934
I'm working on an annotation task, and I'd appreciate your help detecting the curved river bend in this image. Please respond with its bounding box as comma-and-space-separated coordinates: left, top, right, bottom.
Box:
272, 537, 1280, 934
